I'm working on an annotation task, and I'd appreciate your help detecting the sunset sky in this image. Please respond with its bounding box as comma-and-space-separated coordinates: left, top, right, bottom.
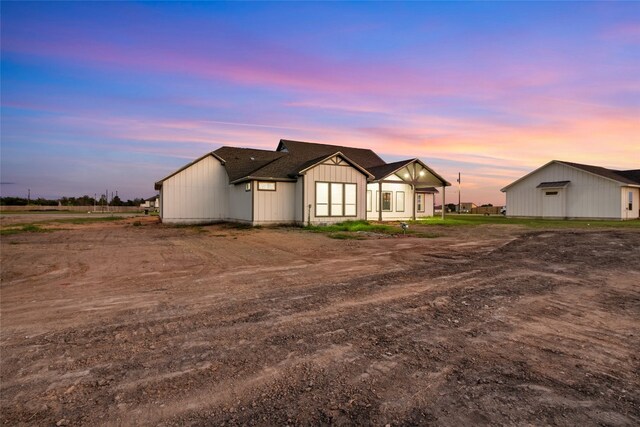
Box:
2, 2, 639, 204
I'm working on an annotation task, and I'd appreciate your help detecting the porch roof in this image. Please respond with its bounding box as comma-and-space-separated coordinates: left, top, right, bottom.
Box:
368, 158, 451, 187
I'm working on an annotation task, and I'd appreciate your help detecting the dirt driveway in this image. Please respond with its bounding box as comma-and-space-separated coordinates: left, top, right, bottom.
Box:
1, 216, 639, 426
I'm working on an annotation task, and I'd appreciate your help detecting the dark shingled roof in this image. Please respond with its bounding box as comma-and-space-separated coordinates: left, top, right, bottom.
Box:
278, 139, 385, 169
220, 139, 387, 183
558, 161, 640, 186
213, 147, 286, 182
367, 159, 415, 180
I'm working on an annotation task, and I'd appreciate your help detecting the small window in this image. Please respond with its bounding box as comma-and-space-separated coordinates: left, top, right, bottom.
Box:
545, 191, 558, 196
245, 182, 251, 192
396, 192, 405, 212
257, 181, 276, 191
366, 190, 372, 212
382, 191, 392, 211
416, 193, 425, 212
629, 191, 633, 211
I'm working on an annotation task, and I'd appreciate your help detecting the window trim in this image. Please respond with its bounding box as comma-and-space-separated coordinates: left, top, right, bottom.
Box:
257, 181, 276, 191
315, 181, 358, 218
396, 191, 405, 212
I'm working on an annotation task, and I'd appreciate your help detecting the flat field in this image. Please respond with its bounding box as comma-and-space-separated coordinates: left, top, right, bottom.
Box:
1, 214, 639, 426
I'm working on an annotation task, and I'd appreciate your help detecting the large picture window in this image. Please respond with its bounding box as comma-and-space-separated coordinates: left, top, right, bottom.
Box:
315, 182, 357, 217
396, 192, 405, 212
382, 191, 392, 211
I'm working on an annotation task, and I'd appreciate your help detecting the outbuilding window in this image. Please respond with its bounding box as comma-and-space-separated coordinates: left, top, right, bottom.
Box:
315, 182, 357, 217
245, 182, 251, 191
545, 191, 558, 196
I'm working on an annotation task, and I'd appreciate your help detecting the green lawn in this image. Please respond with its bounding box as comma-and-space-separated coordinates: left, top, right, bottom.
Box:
412, 214, 640, 228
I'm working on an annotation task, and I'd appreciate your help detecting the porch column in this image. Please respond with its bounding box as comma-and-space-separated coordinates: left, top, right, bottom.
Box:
412, 185, 416, 220
441, 184, 446, 220
378, 181, 383, 221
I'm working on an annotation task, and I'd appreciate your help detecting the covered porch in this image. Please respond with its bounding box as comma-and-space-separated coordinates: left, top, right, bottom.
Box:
365, 159, 451, 221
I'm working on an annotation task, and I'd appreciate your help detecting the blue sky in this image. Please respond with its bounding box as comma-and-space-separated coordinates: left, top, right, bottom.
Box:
2, 2, 638, 203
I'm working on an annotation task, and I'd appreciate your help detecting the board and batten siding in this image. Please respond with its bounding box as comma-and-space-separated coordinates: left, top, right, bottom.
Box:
253, 181, 297, 224
366, 182, 416, 220
303, 162, 367, 224
228, 183, 252, 223
160, 155, 228, 224
506, 162, 624, 219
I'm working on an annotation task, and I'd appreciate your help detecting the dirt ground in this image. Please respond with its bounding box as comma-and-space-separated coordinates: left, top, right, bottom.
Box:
1, 215, 639, 426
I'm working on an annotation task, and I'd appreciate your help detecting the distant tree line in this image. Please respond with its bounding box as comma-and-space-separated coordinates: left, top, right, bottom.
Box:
0, 195, 146, 206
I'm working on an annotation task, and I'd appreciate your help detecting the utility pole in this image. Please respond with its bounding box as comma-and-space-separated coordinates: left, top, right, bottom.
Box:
457, 172, 461, 214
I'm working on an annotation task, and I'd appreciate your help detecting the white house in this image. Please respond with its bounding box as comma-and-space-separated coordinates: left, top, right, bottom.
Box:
501, 160, 640, 220
154, 139, 450, 225
140, 195, 159, 210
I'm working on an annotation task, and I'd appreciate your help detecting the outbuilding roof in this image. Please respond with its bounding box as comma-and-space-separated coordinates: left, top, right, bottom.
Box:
557, 161, 640, 186
501, 160, 640, 192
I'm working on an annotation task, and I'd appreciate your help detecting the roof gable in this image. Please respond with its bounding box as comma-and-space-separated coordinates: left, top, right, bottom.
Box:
502, 160, 640, 192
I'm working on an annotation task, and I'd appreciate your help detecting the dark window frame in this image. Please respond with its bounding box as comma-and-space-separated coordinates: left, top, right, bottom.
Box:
381, 191, 392, 212
315, 181, 358, 218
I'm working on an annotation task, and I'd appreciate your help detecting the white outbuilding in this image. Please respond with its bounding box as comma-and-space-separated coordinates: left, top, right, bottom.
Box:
501, 160, 640, 220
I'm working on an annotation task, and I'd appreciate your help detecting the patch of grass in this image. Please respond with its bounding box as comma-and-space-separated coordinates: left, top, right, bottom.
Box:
132, 221, 142, 227
0, 224, 51, 235
413, 214, 640, 228
306, 220, 395, 234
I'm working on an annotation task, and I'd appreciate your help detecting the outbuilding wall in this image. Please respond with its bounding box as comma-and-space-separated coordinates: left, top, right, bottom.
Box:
505, 162, 623, 219
160, 156, 228, 224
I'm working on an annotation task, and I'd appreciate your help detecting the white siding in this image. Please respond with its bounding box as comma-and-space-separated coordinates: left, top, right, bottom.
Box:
160, 156, 228, 224
228, 183, 252, 222
254, 181, 297, 224
505, 162, 624, 219
303, 163, 367, 224
366, 182, 417, 220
